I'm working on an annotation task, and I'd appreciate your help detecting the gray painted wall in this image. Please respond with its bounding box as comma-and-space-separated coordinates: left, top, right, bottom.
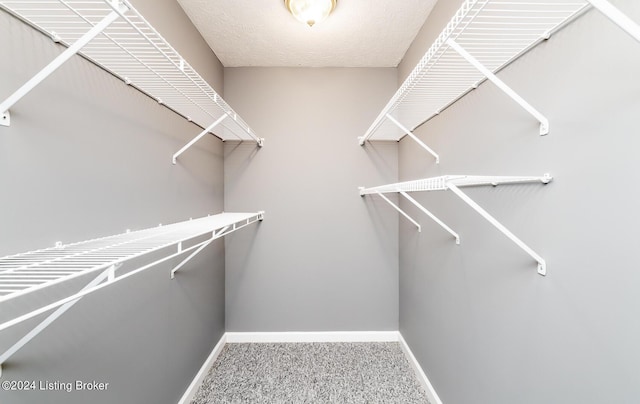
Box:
398, 0, 640, 403
0, 2, 227, 402
223, 67, 399, 332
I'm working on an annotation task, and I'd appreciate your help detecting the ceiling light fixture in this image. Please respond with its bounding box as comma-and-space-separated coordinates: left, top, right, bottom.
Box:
285, 0, 337, 27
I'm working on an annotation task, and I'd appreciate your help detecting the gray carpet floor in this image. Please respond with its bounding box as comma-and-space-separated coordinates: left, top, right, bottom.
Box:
191, 342, 430, 404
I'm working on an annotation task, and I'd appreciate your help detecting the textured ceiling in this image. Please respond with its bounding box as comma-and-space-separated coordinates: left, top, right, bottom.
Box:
176, 0, 438, 67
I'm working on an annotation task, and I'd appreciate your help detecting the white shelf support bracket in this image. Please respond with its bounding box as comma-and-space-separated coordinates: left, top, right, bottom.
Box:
169, 213, 263, 279
360, 188, 421, 232
446, 183, 547, 275
1, 111, 9, 127
385, 114, 440, 163
0, 8, 124, 125
172, 114, 227, 164
588, 0, 640, 43
446, 39, 550, 136
170, 238, 215, 279
400, 191, 460, 244
0, 265, 118, 371
376, 191, 421, 232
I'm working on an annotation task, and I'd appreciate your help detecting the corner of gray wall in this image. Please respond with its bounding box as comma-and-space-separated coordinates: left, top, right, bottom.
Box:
0, 6, 226, 403
398, 1, 640, 403
222, 67, 400, 332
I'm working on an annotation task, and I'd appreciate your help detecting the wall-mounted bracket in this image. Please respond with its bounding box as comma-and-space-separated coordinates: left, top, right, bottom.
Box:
588, 0, 640, 43
400, 191, 460, 244
446, 39, 550, 136
170, 238, 215, 279
447, 183, 547, 275
0, 212, 264, 377
170, 211, 264, 278
360, 1, 587, 143
0, 263, 121, 374
173, 114, 227, 164
0, 1, 262, 145
1, 111, 9, 127
0, 7, 125, 122
386, 114, 440, 163
360, 175, 551, 275
359, 187, 421, 232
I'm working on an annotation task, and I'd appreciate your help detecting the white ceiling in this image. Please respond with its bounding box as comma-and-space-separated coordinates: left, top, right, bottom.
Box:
176, 0, 438, 67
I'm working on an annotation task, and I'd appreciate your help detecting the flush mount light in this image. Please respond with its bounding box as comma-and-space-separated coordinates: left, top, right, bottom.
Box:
285, 0, 337, 27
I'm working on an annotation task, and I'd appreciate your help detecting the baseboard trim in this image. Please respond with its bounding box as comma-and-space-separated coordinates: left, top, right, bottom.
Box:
177, 333, 227, 404
398, 332, 443, 404
225, 331, 400, 343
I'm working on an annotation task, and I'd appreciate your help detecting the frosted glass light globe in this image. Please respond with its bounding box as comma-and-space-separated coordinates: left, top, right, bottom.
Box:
285, 0, 337, 27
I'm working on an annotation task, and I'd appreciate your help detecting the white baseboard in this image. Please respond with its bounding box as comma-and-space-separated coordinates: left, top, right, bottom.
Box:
225, 330, 400, 343
177, 333, 227, 404
398, 332, 443, 404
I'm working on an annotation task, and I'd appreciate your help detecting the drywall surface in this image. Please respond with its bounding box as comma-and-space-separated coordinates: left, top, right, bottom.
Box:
130, 0, 224, 94
398, 1, 640, 403
224, 67, 399, 332
0, 6, 225, 404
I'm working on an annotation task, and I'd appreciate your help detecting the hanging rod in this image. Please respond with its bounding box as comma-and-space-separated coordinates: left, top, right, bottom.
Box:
0, 211, 264, 377
0, 0, 264, 146
360, 175, 552, 276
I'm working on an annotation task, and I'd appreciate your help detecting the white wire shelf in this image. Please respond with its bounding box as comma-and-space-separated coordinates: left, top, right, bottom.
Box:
0, 212, 263, 304
360, 175, 551, 275
359, 175, 551, 195
0, 0, 263, 148
360, 0, 640, 148
0, 211, 263, 376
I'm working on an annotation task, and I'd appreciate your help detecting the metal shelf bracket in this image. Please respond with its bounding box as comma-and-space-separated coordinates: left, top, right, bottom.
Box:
0, 0, 262, 144
0, 263, 121, 373
588, 0, 640, 43
0, 212, 264, 375
361, 1, 587, 143
170, 211, 263, 278
360, 175, 551, 275
400, 191, 460, 244
359, 187, 421, 232
446, 182, 548, 275
446, 39, 550, 136
386, 114, 440, 163
1, 111, 9, 127
0, 3, 128, 124
173, 114, 227, 164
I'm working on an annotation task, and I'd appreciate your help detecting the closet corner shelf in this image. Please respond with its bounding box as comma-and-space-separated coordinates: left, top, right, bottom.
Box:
0, 211, 264, 377
360, 175, 551, 276
0, 0, 264, 159
359, 0, 640, 161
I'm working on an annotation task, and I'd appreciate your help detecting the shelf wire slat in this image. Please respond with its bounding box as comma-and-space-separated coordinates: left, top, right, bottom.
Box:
0, 0, 264, 152
0, 211, 264, 376
359, 0, 640, 156
359, 175, 551, 275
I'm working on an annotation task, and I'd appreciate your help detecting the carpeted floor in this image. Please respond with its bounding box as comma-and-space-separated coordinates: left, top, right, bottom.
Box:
191, 342, 430, 404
